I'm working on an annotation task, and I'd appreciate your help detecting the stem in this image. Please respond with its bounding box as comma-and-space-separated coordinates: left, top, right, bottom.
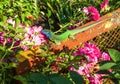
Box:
8, 39, 15, 50
0, 39, 15, 62
10, 0, 13, 7
3, 71, 5, 84
34, 0, 37, 7
0, 51, 7, 63
54, 23, 71, 34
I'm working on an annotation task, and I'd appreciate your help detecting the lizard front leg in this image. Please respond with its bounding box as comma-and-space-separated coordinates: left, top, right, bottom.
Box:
68, 34, 75, 40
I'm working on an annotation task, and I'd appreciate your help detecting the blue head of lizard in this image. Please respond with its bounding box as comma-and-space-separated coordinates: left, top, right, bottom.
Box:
42, 29, 51, 38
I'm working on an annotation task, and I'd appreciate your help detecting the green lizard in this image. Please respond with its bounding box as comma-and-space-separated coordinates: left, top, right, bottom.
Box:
42, 17, 111, 44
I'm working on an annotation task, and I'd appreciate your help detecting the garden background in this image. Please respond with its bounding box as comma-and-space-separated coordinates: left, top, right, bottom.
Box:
0, 0, 120, 84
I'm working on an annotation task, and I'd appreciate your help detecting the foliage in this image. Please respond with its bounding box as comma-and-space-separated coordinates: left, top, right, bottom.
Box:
14, 71, 84, 84
98, 49, 120, 84
39, 0, 120, 32
39, 0, 99, 32
0, 0, 41, 84
0, 0, 39, 25
15, 43, 120, 84
0, 0, 41, 59
0, 62, 17, 84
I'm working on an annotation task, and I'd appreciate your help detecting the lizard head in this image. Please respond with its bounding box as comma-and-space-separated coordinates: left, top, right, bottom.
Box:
42, 29, 51, 38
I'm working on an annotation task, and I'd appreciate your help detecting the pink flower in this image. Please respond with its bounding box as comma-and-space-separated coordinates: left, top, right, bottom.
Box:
19, 23, 25, 28
88, 74, 103, 84
21, 26, 47, 50
7, 19, 25, 28
7, 38, 12, 44
0, 32, 4, 44
71, 43, 111, 84
88, 6, 100, 21
101, 52, 110, 61
33, 26, 43, 34
83, 6, 100, 21
69, 66, 76, 71
0, 32, 13, 45
5, 19, 47, 51
84, 43, 101, 57
0, 32, 3, 36
2, 58, 7, 62
83, 7, 89, 15
100, 0, 110, 12
70, 63, 104, 84
21, 46, 28, 51
70, 62, 104, 83
7, 19, 15, 27
73, 42, 101, 63
25, 27, 34, 35
32, 35, 42, 46
56, 57, 66, 62
0, 36, 5, 45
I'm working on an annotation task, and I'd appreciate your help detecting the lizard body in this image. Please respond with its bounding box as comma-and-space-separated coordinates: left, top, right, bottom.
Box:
42, 17, 111, 44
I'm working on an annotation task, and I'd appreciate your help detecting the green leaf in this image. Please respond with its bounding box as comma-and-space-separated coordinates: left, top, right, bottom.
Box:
15, 18, 20, 28
0, 4, 3, 9
0, 46, 6, 52
111, 64, 120, 70
46, 10, 52, 18
8, 25, 16, 31
2, 62, 9, 67
27, 73, 48, 84
9, 33, 16, 37
0, 22, 5, 27
47, 2, 55, 14
97, 69, 115, 77
50, 74, 72, 84
14, 75, 27, 84
70, 71, 84, 84
7, 9, 13, 13
16, 28, 24, 33
16, 35, 24, 39
97, 70, 112, 74
108, 49, 120, 62
9, 63, 17, 68
100, 62, 116, 70
99, 60, 111, 65
39, 53, 47, 57
21, 14, 25, 22
72, 64, 79, 70
73, 56, 83, 61
3, 16, 7, 24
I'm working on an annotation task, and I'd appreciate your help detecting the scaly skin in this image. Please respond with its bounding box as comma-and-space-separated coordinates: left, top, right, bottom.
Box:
42, 17, 111, 44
